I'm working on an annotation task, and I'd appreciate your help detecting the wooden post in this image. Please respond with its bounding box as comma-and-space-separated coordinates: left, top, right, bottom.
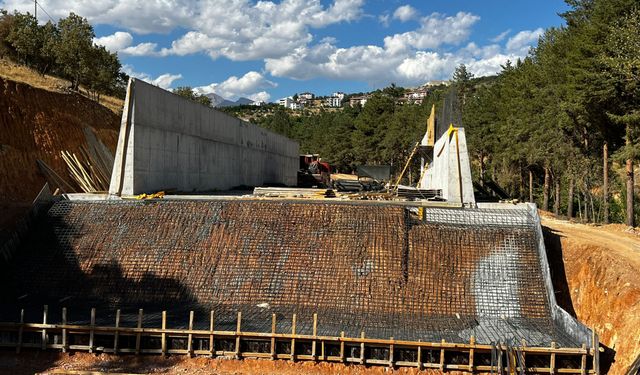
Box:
417, 340, 423, 370
270, 313, 276, 360
439, 339, 446, 372
389, 336, 394, 369
469, 335, 475, 372
550, 341, 557, 375
360, 331, 365, 365
135, 309, 143, 355
311, 313, 318, 361
209, 310, 215, 357
581, 343, 587, 375
321, 339, 325, 361
592, 332, 600, 375
89, 308, 95, 353
340, 331, 345, 363
187, 311, 194, 357
161, 311, 167, 356
290, 313, 296, 362
497, 343, 503, 375
235, 311, 241, 359
62, 308, 68, 353
41, 305, 48, 350
16, 308, 24, 354
521, 339, 527, 373
113, 309, 120, 354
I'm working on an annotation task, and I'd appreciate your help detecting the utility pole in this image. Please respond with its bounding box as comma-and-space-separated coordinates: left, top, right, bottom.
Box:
34, 0, 37, 22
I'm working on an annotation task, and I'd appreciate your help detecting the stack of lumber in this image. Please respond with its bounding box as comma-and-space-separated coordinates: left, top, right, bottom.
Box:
396, 187, 442, 200
253, 187, 336, 198
60, 128, 115, 193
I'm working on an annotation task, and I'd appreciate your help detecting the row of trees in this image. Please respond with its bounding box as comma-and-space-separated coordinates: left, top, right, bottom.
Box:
250, 85, 448, 179
461, 0, 640, 225
0, 10, 127, 99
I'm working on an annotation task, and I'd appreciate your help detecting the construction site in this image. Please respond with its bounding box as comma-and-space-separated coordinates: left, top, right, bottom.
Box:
1, 68, 639, 375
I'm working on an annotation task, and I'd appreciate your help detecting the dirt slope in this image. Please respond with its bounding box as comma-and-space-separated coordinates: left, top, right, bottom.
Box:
0, 76, 120, 203
543, 216, 640, 375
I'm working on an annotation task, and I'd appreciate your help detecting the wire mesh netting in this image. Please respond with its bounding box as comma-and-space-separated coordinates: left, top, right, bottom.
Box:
0, 200, 581, 346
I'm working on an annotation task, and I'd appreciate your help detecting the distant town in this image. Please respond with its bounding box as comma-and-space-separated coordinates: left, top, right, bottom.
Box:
258, 80, 451, 110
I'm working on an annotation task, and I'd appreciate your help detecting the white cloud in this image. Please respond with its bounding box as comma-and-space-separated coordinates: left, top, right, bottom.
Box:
266, 24, 542, 86
506, 28, 544, 54
383, 12, 480, 52
393, 5, 418, 22
120, 42, 159, 56
378, 14, 390, 27
194, 71, 277, 101
248, 91, 271, 103
1, 0, 195, 34
490, 29, 511, 43
122, 65, 182, 89
93, 31, 133, 52
5, 0, 365, 61
153, 73, 184, 89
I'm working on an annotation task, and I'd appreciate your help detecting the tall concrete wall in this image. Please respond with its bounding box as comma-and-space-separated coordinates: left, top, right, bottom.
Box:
418, 127, 475, 204
109, 78, 299, 195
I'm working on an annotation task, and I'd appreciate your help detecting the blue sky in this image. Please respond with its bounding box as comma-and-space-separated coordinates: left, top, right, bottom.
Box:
3, 0, 571, 102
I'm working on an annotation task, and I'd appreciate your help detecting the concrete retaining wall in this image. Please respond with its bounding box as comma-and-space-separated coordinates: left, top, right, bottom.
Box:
109, 79, 299, 195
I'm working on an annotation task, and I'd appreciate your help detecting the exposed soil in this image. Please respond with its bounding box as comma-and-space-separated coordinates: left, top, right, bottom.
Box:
0, 76, 120, 205
0, 352, 437, 375
542, 215, 640, 375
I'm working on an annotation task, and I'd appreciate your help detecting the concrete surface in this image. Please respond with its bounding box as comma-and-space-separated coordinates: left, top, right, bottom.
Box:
418, 127, 475, 204
109, 78, 299, 195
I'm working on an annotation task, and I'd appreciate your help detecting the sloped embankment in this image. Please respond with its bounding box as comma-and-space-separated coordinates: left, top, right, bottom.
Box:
543, 218, 640, 375
0, 77, 120, 203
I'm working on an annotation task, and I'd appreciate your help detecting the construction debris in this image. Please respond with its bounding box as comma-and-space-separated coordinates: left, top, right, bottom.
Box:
253, 187, 336, 198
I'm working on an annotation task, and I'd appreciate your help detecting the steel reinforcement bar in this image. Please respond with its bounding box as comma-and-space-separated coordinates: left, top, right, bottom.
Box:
0, 306, 599, 374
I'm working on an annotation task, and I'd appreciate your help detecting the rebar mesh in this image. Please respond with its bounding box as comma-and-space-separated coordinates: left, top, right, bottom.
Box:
0, 200, 580, 347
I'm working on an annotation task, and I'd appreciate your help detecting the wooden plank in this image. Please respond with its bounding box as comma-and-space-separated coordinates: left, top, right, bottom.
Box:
311, 313, 317, 361
440, 339, 446, 372
360, 332, 365, 365
417, 339, 423, 370
593, 332, 600, 375
42, 305, 48, 350
209, 310, 215, 357
113, 309, 120, 354
135, 309, 143, 355
389, 336, 394, 368
88, 308, 95, 353
290, 314, 296, 362
16, 308, 24, 354
187, 311, 194, 357
161, 311, 167, 356
62, 308, 68, 353
469, 335, 475, 373
551, 341, 557, 375
581, 343, 587, 375
235, 311, 241, 359
270, 313, 276, 360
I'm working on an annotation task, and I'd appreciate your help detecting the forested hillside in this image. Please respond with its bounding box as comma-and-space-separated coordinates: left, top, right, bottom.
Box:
239, 0, 639, 226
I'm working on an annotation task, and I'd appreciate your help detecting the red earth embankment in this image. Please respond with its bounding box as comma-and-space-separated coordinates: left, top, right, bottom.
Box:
0, 76, 120, 204
543, 216, 640, 375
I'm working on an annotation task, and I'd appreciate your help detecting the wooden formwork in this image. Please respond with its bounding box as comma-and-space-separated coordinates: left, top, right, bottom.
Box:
0, 305, 600, 374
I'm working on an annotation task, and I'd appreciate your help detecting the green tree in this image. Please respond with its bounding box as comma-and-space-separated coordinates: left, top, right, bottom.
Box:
55, 13, 94, 90
6, 11, 40, 65
173, 86, 212, 107
0, 10, 16, 59
600, 7, 640, 226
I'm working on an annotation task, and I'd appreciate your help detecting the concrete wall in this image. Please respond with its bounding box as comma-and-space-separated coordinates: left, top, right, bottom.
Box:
109, 79, 299, 195
418, 127, 475, 204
